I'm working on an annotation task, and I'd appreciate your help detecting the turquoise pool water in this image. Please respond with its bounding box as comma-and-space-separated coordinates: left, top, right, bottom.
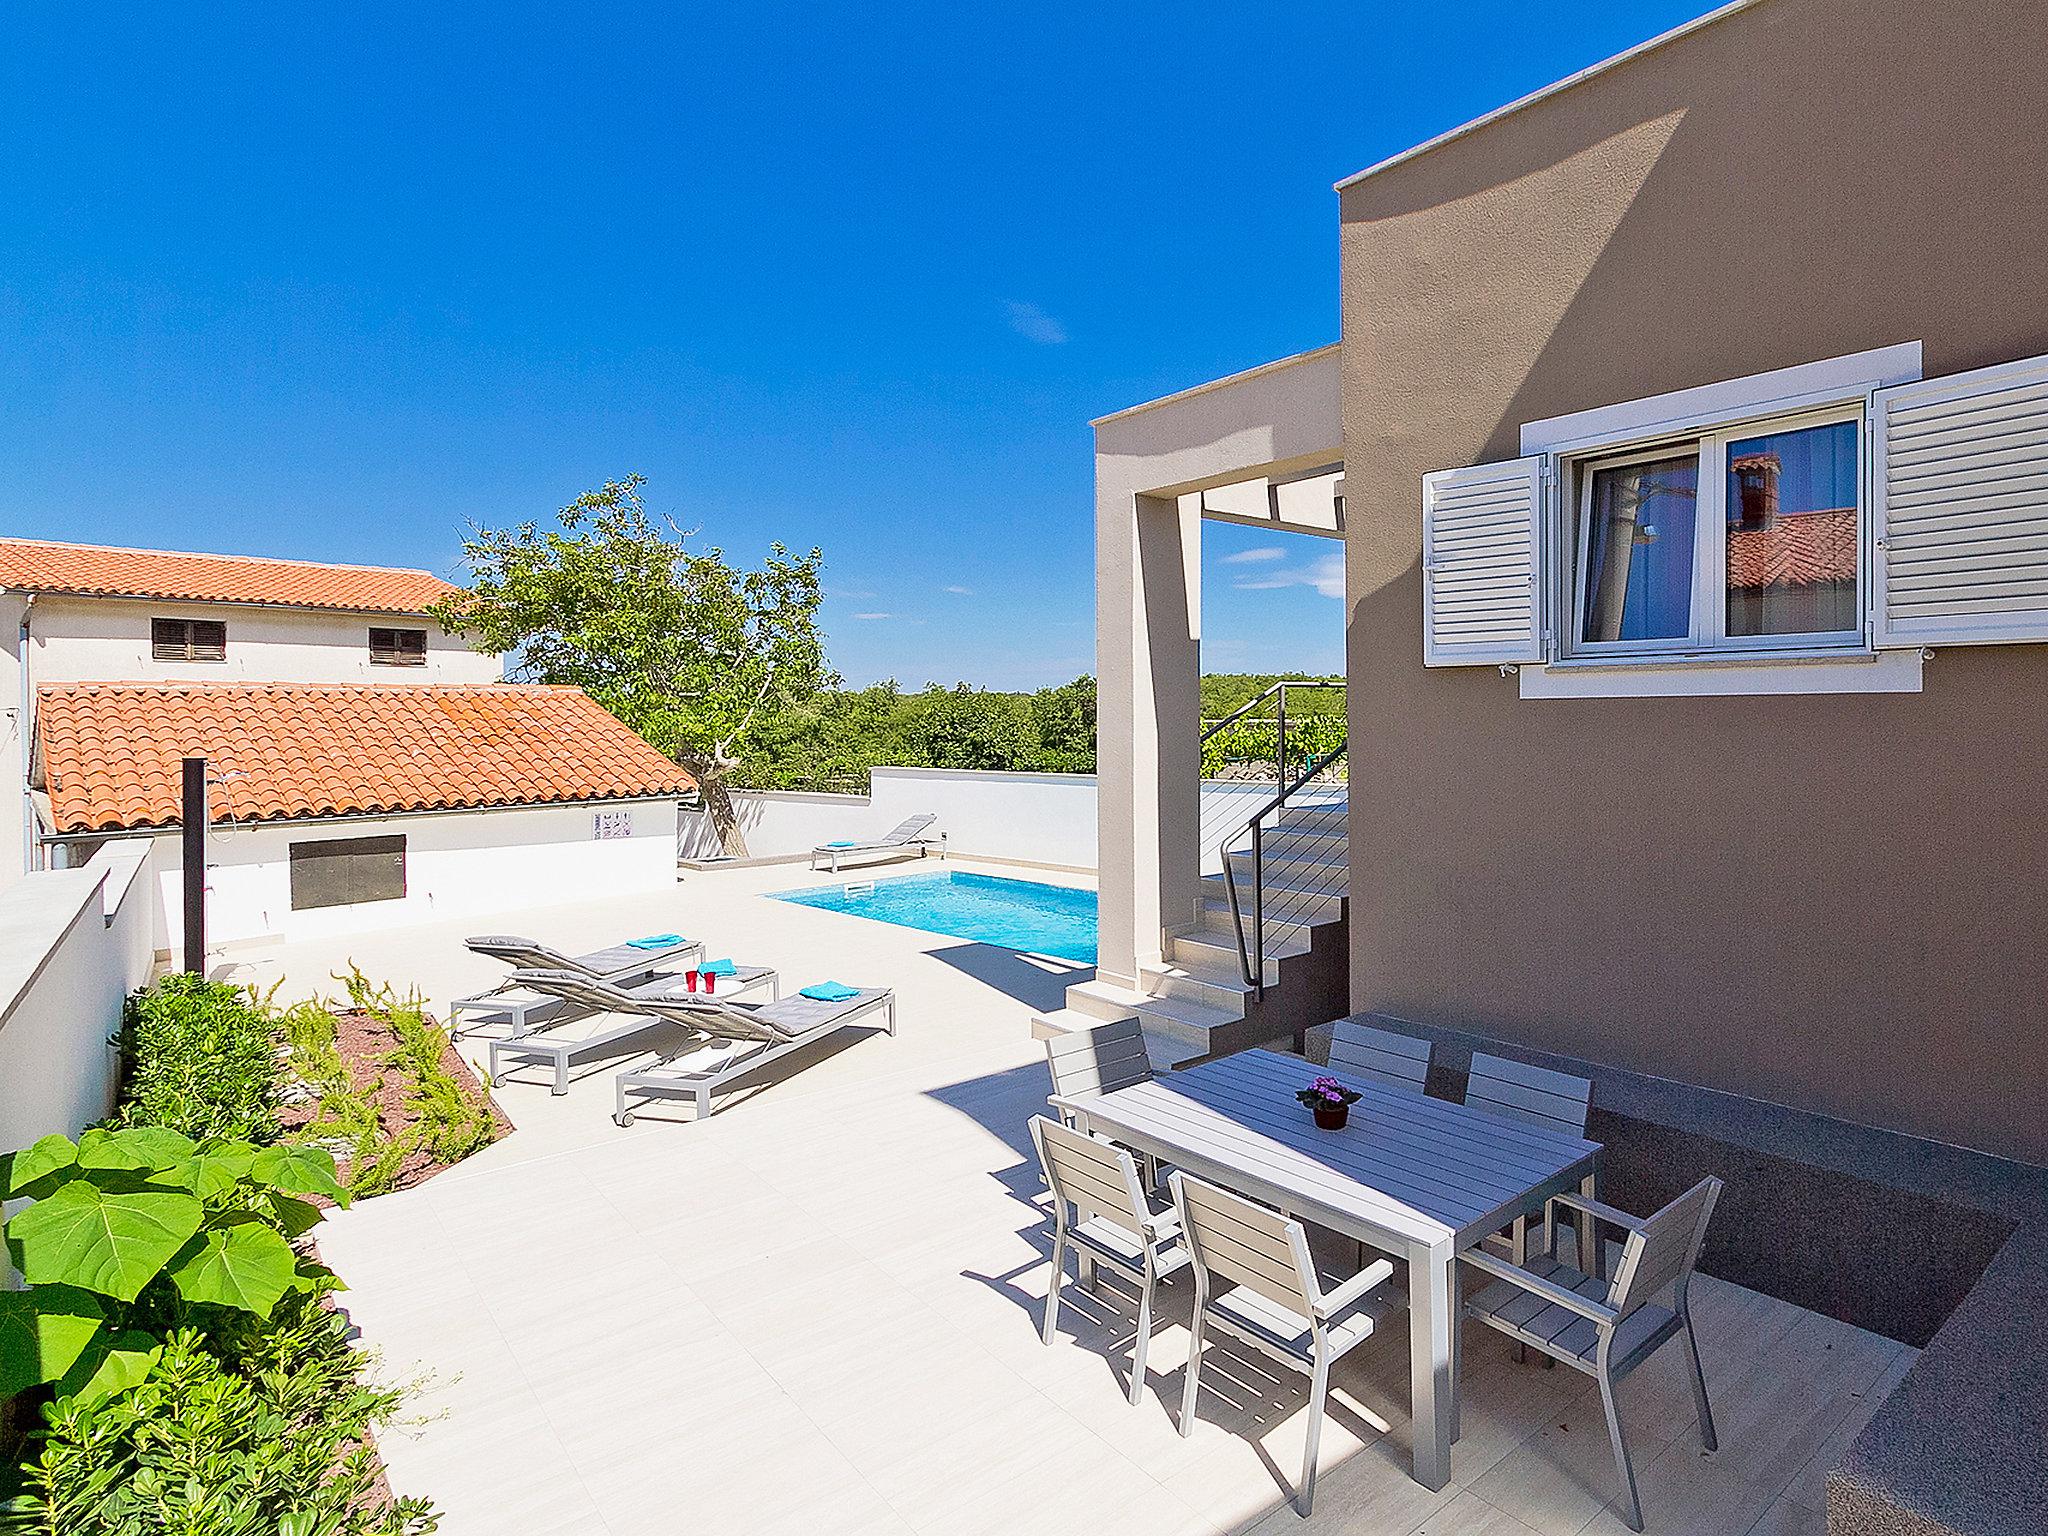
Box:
773, 871, 1097, 962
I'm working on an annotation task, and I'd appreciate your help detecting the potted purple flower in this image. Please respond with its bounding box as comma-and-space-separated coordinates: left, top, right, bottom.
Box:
1297, 1076, 1361, 1131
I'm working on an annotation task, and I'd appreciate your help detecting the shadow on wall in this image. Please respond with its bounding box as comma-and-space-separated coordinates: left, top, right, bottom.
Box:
673, 792, 791, 860
928, 941, 1093, 1013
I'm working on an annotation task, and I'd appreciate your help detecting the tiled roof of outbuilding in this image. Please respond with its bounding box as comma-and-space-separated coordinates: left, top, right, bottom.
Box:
36, 682, 693, 833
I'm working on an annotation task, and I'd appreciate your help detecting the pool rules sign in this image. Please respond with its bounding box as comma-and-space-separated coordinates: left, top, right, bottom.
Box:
592, 809, 633, 840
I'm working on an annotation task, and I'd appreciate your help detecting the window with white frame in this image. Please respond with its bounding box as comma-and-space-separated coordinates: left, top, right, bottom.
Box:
1418, 343, 2048, 687
1567, 407, 1863, 658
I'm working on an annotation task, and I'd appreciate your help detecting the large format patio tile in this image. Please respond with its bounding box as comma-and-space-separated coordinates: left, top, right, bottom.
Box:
258, 865, 1915, 1536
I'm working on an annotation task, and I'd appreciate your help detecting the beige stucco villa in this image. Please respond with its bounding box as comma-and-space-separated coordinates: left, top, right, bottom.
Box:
1074, 3, 2048, 1532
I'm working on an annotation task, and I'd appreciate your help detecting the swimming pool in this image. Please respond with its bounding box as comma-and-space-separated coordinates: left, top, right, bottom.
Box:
773, 871, 1097, 962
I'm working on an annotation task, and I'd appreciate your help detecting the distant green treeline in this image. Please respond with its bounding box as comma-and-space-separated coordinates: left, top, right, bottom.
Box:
738, 673, 1342, 792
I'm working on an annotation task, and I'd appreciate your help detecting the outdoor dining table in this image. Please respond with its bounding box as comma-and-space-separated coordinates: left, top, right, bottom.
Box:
1051, 1046, 1603, 1492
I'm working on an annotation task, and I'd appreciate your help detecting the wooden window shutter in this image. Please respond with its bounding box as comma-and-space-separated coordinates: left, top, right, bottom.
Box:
1421, 455, 1547, 666
1872, 352, 2048, 647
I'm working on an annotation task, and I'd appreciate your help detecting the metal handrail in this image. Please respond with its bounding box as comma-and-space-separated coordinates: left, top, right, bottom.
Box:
1219, 740, 1347, 1016
1199, 679, 1342, 749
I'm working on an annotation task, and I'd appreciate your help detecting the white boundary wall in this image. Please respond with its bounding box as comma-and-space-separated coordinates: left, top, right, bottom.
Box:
0, 839, 157, 1171
150, 799, 682, 952
686, 767, 1337, 873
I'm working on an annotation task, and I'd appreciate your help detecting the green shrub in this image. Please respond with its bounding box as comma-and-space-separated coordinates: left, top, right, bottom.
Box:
0, 1128, 347, 1409
115, 976, 278, 1144
276, 975, 496, 1200
5, 1298, 436, 1535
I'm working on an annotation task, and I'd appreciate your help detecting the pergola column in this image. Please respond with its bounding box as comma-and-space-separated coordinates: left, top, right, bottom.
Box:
1088, 345, 1345, 998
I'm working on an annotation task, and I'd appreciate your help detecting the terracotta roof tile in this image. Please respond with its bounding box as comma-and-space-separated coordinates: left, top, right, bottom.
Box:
0, 538, 458, 614
1725, 507, 1857, 590
36, 683, 694, 833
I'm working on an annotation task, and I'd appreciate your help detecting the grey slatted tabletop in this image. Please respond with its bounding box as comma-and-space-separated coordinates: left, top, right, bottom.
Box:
1052, 1047, 1602, 1493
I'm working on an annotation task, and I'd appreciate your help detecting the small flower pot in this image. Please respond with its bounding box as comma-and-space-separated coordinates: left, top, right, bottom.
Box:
1312, 1102, 1350, 1131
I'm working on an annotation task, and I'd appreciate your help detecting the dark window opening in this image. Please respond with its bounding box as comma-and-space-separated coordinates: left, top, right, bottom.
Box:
151, 617, 227, 662
289, 834, 407, 910
369, 627, 428, 666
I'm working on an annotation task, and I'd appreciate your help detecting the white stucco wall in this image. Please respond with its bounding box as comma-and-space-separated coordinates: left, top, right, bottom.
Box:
21, 593, 500, 687
0, 589, 506, 888
154, 798, 681, 952
0, 839, 157, 1173
685, 767, 1339, 875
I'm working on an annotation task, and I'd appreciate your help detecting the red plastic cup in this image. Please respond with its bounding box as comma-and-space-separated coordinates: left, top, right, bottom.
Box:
685, 970, 699, 992
704, 971, 717, 994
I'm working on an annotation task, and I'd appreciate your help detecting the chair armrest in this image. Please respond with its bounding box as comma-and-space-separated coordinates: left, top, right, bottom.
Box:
1458, 1247, 1618, 1325
1547, 1190, 1645, 1235
1316, 1257, 1396, 1318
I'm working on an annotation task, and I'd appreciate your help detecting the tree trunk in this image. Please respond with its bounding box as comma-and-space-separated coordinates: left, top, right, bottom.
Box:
697, 771, 749, 858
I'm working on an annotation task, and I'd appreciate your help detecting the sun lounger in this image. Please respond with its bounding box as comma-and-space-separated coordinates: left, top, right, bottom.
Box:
612, 985, 896, 1126
485, 965, 778, 1094
451, 932, 705, 1039
809, 814, 945, 873
503, 969, 894, 1125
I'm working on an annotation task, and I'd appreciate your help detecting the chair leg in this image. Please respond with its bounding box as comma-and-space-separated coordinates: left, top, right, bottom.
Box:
1179, 1305, 1206, 1437
1299, 1351, 1331, 1517
1128, 1270, 1153, 1406
1510, 1215, 1528, 1364
1682, 1308, 1717, 1451
1598, 1369, 1645, 1533
1042, 1228, 1067, 1345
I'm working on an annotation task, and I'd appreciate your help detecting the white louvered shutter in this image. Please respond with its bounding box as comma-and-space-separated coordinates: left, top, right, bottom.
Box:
1421, 456, 1546, 666
1872, 352, 2048, 647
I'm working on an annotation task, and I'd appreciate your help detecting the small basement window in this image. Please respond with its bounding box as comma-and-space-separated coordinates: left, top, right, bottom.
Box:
1569, 407, 1863, 658
151, 617, 227, 662
369, 626, 428, 666
289, 834, 407, 911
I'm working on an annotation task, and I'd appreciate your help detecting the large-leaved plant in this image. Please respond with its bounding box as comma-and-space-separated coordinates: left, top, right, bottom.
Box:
0, 1126, 346, 1408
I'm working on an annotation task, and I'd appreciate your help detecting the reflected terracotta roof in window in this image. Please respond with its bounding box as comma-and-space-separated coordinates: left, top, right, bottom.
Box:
1725, 507, 1857, 590
0, 538, 459, 614
37, 683, 694, 833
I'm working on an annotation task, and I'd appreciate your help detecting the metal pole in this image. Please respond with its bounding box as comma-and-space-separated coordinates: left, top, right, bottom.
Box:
1251, 822, 1265, 1002
1276, 685, 1288, 788
181, 757, 206, 976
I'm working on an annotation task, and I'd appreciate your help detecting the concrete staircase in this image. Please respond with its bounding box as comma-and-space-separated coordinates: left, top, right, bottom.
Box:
1035, 799, 1349, 1066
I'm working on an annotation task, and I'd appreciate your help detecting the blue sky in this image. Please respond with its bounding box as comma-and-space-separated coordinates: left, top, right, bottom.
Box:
0, 3, 1706, 689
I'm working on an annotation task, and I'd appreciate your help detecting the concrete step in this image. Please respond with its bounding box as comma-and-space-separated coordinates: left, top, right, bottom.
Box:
1274, 802, 1346, 835
1063, 977, 1151, 1023
1132, 991, 1245, 1058
1138, 957, 1254, 1013
1199, 879, 1344, 928
1220, 847, 1351, 884
1169, 925, 1306, 985
1195, 895, 1332, 945
1254, 827, 1350, 863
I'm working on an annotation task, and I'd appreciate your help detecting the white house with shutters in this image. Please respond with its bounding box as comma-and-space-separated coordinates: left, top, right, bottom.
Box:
0, 537, 501, 883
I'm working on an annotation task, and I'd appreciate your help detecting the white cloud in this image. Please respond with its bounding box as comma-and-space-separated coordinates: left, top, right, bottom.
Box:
942, 584, 973, 595
850, 611, 894, 621
1003, 300, 1068, 346
1233, 551, 1344, 599
1222, 546, 1286, 565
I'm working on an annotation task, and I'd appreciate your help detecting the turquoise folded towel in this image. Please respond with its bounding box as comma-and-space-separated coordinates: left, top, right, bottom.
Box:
823, 840, 858, 848
801, 981, 861, 1003
627, 934, 686, 950
700, 958, 737, 976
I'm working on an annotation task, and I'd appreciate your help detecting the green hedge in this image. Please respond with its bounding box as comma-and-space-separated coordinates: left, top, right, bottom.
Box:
114, 975, 278, 1144
1, 976, 439, 1534
7, 1297, 435, 1535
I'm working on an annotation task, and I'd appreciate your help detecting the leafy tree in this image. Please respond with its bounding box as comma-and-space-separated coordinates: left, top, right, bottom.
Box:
905, 687, 1040, 772
1029, 676, 1096, 773
433, 477, 829, 854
